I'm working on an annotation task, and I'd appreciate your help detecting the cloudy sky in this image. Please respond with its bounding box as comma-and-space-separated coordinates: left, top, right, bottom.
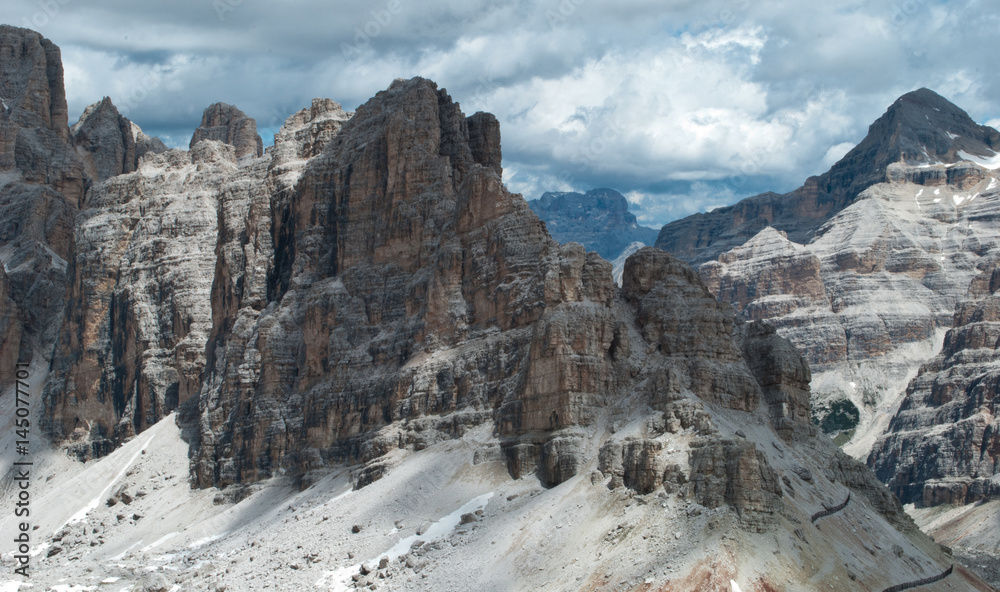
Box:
7, 0, 999, 227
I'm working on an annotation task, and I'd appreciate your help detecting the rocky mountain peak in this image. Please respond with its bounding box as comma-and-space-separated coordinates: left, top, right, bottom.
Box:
529, 188, 659, 260
859, 87, 1000, 167
2, 28, 988, 587
190, 102, 263, 158
656, 87, 1000, 265
70, 96, 169, 184
0, 25, 70, 139
271, 97, 352, 165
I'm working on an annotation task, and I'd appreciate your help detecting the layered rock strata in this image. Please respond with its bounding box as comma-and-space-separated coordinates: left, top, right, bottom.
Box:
870, 264, 1000, 505
659, 89, 1000, 467
71, 97, 167, 183
0, 25, 83, 383
188, 79, 823, 539
190, 102, 264, 159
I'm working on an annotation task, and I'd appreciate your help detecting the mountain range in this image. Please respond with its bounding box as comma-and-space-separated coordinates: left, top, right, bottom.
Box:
653, 87, 1000, 565
0, 24, 994, 591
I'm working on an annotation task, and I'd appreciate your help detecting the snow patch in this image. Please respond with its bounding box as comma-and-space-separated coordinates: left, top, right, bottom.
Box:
383, 492, 493, 562
946, 132, 960, 140
315, 492, 494, 592
62, 433, 156, 529
108, 541, 142, 562
953, 195, 965, 205
934, 188, 941, 195
731, 580, 743, 592
933, 198, 941, 203
187, 533, 228, 549
141, 532, 179, 553
988, 178, 999, 191
958, 150, 1000, 170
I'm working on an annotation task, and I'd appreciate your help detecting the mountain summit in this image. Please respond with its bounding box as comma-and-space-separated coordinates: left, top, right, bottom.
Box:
1, 25, 986, 590
656, 88, 1000, 264
657, 84, 1000, 576
528, 188, 659, 260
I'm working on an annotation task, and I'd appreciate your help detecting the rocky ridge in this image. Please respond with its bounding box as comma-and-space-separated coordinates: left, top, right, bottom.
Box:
870, 261, 1000, 506
657, 88, 1000, 266
657, 88, 1000, 516
0, 26, 985, 589
70, 97, 168, 183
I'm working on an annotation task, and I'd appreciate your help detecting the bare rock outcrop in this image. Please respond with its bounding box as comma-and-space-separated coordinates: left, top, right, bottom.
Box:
190, 102, 263, 159
0, 267, 25, 376
195, 77, 621, 487
622, 247, 760, 413
0, 26, 83, 381
0, 25, 84, 204
689, 438, 784, 532
43, 142, 248, 457
70, 97, 167, 183
869, 265, 1000, 506
658, 88, 1000, 463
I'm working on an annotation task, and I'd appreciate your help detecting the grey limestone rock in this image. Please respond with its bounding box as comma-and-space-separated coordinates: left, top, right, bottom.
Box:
190, 102, 264, 159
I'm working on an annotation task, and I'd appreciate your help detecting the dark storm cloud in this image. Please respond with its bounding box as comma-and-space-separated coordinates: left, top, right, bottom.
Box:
6, 0, 998, 227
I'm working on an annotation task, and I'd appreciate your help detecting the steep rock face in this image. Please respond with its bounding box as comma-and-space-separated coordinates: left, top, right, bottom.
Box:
191, 80, 822, 536
659, 89, 1000, 465
0, 267, 25, 376
0, 25, 84, 204
528, 188, 659, 261
42, 142, 260, 457
700, 227, 828, 322
0, 26, 83, 380
195, 78, 623, 487
621, 247, 760, 412
190, 102, 263, 159
70, 97, 168, 183
688, 438, 783, 533
70, 97, 135, 183
20, 69, 971, 588
869, 265, 1000, 505
271, 98, 352, 164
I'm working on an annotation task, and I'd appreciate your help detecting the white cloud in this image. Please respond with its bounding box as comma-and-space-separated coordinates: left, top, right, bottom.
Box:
822, 142, 857, 169
5, 0, 998, 227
